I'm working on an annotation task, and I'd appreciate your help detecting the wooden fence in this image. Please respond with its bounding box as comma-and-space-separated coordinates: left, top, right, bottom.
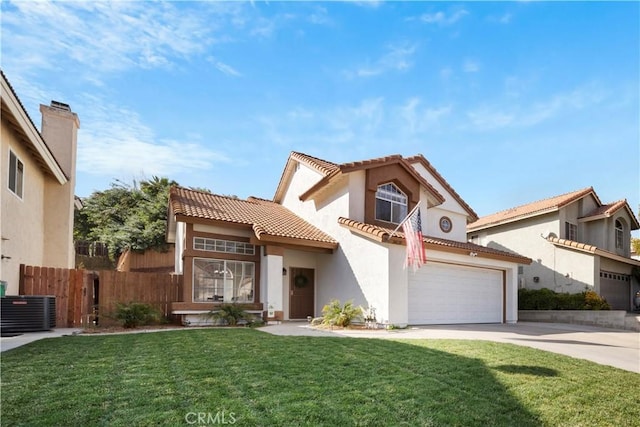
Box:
116, 246, 175, 273
19, 265, 183, 328
19, 265, 88, 329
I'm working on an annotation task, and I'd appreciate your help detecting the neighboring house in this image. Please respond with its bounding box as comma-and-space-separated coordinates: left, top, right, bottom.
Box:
467, 187, 640, 310
167, 152, 530, 326
0, 71, 79, 295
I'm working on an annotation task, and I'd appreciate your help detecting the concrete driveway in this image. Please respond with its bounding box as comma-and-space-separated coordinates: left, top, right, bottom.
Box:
261, 321, 640, 374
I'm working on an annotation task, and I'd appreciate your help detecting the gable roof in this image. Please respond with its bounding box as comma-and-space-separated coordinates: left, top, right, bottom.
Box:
169, 186, 338, 251
273, 151, 446, 206
0, 70, 67, 184
338, 217, 531, 264
468, 187, 597, 232
580, 200, 640, 230
405, 154, 478, 223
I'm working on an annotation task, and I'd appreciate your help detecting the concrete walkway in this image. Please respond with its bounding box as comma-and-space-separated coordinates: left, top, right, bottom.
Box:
1, 328, 82, 353
260, 321, 640, 374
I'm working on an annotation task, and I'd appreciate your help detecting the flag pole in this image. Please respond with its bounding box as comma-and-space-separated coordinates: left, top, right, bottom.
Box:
387, 203, 421, 240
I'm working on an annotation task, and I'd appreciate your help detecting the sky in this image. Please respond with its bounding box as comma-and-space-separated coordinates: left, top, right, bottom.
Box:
1, 1, 638, 223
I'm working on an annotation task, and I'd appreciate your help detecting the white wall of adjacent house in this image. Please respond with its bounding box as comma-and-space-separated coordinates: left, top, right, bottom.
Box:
470, 213, 561, 291
1, 126, 47, 295
552, 248, 596, 293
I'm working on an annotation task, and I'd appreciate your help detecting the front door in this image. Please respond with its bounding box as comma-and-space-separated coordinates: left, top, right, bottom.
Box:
289, 268, 315, 319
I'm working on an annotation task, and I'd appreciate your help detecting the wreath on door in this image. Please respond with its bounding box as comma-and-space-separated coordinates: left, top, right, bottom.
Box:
294, 274, 309, 288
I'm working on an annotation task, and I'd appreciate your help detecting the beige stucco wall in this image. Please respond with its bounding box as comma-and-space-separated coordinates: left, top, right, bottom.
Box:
1, 119, 47, 294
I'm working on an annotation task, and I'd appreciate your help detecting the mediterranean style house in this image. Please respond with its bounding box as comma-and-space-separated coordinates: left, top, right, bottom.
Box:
467, 187, 640, 310
167, 152, 530, 327
0, 70, 79, 295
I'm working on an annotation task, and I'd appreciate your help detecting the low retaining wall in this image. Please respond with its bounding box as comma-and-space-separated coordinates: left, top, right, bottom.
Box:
518, 310, 640, 332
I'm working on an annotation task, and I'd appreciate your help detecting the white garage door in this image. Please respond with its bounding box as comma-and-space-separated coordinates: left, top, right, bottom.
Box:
409, 262, 503, 324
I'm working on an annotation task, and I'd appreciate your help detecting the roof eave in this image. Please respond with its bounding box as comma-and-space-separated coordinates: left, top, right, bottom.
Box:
468, 207, 559, 232
1, 75, 67, 184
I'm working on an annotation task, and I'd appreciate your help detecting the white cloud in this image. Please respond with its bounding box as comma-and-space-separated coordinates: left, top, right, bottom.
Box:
308, 6, 332, 25
419, 9, 469, 25
347, 42, 418, 78
207, 56, 242, 77
76, 98, 229, 177
463, 60, 480, 73
466, 84, 609, 131
1, 1, 248, 81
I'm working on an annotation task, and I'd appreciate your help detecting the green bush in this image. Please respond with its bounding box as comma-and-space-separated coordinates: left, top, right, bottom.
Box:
208, 303, 248, 326
114, 302, 161, 328
518, 288, 610, 310
321, 299, 363, 327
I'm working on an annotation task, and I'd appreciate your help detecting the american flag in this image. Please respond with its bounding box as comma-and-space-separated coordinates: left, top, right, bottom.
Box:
402, 207, 426, 270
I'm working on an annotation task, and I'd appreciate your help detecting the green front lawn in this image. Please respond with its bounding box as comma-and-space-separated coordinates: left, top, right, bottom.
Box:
1, 329, 638, 426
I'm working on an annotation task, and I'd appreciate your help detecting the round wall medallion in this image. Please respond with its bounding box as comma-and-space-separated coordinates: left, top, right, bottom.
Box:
439, 216, 452, 233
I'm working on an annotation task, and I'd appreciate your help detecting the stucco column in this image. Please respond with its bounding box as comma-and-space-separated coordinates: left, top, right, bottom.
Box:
264, 252, 284, 320
505, 268, 518, 323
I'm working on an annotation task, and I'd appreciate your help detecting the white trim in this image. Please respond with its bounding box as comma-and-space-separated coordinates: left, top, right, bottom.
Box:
1, 74, 67, 184
7, 148, 24, 200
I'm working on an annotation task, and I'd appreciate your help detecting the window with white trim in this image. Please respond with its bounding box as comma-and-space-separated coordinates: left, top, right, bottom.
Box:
565, 222, 577, 241
8, 150, 24, 198
193, 258, 255, 303
615, 220, 624, 249
375, 183, 408, 224
194, 237, 255, 255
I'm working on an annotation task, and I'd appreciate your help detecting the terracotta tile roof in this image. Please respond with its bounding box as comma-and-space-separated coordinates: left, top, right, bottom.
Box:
468, 187, 596, 231
547, 237, 640, 266
280, 151, 446, 205
405, 154, 478, 222
579, 199, 640, 229
290, 151, 339, 175
170, 187, 337, 249
338, 217, 531, 264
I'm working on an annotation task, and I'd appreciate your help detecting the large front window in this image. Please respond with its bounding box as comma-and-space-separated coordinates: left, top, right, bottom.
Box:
193, 258, 255, 303
375, 183, 407, 224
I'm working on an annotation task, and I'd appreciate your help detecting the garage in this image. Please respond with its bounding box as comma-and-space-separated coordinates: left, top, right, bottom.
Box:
408, 262, 503, 324
599, 271, 630, 311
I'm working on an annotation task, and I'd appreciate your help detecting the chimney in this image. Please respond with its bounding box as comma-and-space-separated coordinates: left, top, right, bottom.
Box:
39, 101, 80, 179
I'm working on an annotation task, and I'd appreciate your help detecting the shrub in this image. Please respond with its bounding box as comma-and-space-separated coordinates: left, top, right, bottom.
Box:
583, 291, 611, 310
208, 303, 248, 326
321, 299, 363, 327
114, 302, 160, 328
518, 288, 610, 310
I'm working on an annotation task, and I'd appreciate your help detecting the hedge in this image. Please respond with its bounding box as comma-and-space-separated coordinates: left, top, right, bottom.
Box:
518, 288, 610, 310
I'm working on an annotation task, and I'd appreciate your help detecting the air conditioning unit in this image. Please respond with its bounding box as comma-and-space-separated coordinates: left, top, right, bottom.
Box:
1, 296, 56, 333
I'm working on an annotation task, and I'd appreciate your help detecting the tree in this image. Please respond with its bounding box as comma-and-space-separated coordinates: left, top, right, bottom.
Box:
632, 237, 640, 256
74, 176, 178, 260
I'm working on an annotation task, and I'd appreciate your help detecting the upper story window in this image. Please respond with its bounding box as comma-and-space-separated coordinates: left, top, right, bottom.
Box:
615, 220, 624, 249
375, 183, 407, 224
8, 150, 24, 199
565, 222, 577, 241
194, 237, 255, 255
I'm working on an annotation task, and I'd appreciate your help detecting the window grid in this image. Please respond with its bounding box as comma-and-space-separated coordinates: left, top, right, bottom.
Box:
375, 183, 408, 224
194, 237, 255, 255
565, 222, 577, 241
192, 258, 255, 303
615, 220, 623, 249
